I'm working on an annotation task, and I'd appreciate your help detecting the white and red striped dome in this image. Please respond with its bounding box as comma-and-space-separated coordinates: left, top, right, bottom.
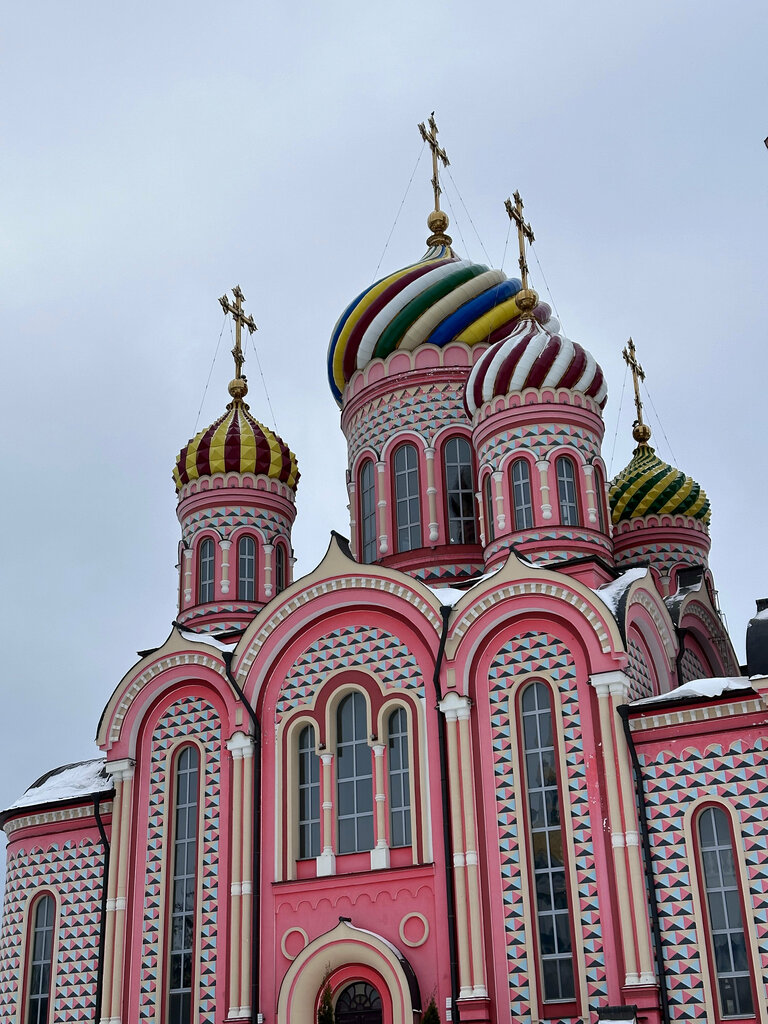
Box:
465, 315, 607, 416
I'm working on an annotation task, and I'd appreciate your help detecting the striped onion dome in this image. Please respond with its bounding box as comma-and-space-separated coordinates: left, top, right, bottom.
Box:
173, 399, 299, 492
328, 244, 554, 405
609, 443, 710, 525
465, 314, 607, 416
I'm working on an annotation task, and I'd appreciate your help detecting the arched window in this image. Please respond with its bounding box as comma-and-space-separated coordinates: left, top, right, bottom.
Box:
521, 682, 575, 1003
444, 436, 477, 544
26, 893, 54, 1024
593, 465, 606, 533
335, 982, 382, 1024
238, 536, 256, 601
393, 444, 421, 552
484, 475, 495, 543
387, 707, 411, 848
511, 458, 534, 531
697, 806, 755, 1018
556, 456, 580, 527
198, 537, 215, 603
168, 746, 199, 1024
359, 460, 377, 563
298, 725, 320, 859
336, 692, 373, 854
274, 543, 286, 595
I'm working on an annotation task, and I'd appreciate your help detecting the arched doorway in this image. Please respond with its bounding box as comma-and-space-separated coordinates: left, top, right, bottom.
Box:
335, 981, 383, 1024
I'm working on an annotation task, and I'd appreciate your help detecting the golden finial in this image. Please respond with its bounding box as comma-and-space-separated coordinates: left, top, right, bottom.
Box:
418, 113, 452, 247
504, 191, 539, 315
623, 337, 652, 444
219, 285, 257, 402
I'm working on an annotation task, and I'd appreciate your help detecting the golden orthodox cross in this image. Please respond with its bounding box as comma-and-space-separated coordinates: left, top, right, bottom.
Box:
505, 191, 535, 292
418, 113, 450, 214
622, 337, 652, 443
219, 285, 257, 380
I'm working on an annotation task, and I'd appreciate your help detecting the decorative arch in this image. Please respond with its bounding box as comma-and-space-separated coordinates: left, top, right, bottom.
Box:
276, 919, 420, 1024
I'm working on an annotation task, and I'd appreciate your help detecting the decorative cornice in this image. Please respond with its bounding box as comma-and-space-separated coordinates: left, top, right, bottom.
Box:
449, 579, 613, 653
629, 695, 765, 732
237, 575, 443, 682
4, 801, 113, 837
108, 651, 228, 744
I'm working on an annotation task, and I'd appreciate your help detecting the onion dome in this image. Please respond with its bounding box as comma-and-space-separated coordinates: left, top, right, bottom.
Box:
609, 442, 710, 525
327, 249, 549, 405
173, 392, 299, 491
465, 313, 607, 416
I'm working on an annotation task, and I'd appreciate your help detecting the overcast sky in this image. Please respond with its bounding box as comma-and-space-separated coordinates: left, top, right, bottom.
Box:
1, 1, 766, 883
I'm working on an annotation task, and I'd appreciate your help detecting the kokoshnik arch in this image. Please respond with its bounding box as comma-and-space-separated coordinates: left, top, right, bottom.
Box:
2, 117, 768, 1024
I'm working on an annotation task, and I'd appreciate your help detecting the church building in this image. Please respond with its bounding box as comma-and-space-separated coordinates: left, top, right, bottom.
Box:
2, 118, 767, 1024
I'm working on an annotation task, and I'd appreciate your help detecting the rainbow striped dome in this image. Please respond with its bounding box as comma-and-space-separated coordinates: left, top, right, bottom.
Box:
609, 444, 710, 525
465, 315, 607, 415
328, 245, 541, 405
174, 400, 299, 492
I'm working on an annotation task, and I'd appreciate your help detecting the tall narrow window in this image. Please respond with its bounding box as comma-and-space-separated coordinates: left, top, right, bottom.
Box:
26, 893, 54, 1024
360, 460, 377, 563
298, 725, 320, 859
593, 466, 606, 534
336, 692, 374, 854
556, 457, 580, 527
698, 806, 755, 1018
484, 475, 495, 543
511, 458, 534, 530
522, 682, 575, 1003
394, 444, 421, 552
444, 436, 477, 544
387, 707, 411, 848
198, 538, 215, 603
238, 536, 256, 601
274, 543, 286, 595
168, 746, 199, 1024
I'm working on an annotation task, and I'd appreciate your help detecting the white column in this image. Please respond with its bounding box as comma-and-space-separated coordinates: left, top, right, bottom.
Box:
220, 538, 232, 594
370, 743, 390, 869
425, 447, 439, 542
182, 548, 193, 605
583, 464, 597, 524
492, 470, 506, 533
262, 543, 273, 599
347, 477, 358, 554
536, 459, 552, 520
376, 461, 389, 554
104, 757, 135, 1024
317, 753, 336, 876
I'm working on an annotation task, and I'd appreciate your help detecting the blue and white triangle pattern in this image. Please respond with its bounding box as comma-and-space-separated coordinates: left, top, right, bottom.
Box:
488, 630, 608, 1023
278, 625, 424, 719
138, 696, 221, 1022
639, 736, 768, 1020
0, 838, 104, 1020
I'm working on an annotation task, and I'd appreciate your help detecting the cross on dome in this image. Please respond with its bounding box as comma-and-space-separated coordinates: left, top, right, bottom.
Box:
504, 191, 538, 315
622, 336, 652, 444
418, 113, 452, 247
219, 285, 257, 402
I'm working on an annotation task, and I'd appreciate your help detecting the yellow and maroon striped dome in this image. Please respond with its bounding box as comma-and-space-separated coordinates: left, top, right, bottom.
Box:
173, 401, 299, 492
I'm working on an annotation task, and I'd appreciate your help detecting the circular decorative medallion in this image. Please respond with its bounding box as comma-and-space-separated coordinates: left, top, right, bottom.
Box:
398, 912, 429, 947
281, 926, 308, 961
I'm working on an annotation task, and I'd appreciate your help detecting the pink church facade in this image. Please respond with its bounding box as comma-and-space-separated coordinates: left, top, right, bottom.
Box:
2, 157, 768, 1024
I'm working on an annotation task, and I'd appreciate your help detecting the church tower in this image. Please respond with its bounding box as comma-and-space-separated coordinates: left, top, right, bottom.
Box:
173, 287, 299, 633
609, 339, 711, 596
464, 193, 613, 586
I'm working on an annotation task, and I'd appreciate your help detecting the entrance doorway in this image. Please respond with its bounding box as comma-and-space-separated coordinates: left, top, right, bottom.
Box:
335, 982, 383, 1024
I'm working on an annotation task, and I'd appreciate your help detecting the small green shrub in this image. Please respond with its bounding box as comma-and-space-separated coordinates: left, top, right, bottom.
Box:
421, 995, 441, 1024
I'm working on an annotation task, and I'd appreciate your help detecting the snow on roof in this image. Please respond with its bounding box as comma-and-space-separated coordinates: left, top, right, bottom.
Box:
179, 629, 236, 653
630, 677, 755, 709
593, 566, 648, 617
9, 759, 112, 811
425, 565, 503, 608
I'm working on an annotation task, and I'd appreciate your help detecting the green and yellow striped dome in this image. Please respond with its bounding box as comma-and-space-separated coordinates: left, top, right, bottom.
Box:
609, 443, 710, 526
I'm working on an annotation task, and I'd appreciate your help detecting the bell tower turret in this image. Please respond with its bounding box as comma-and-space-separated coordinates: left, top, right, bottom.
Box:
173, 287, 299, 634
